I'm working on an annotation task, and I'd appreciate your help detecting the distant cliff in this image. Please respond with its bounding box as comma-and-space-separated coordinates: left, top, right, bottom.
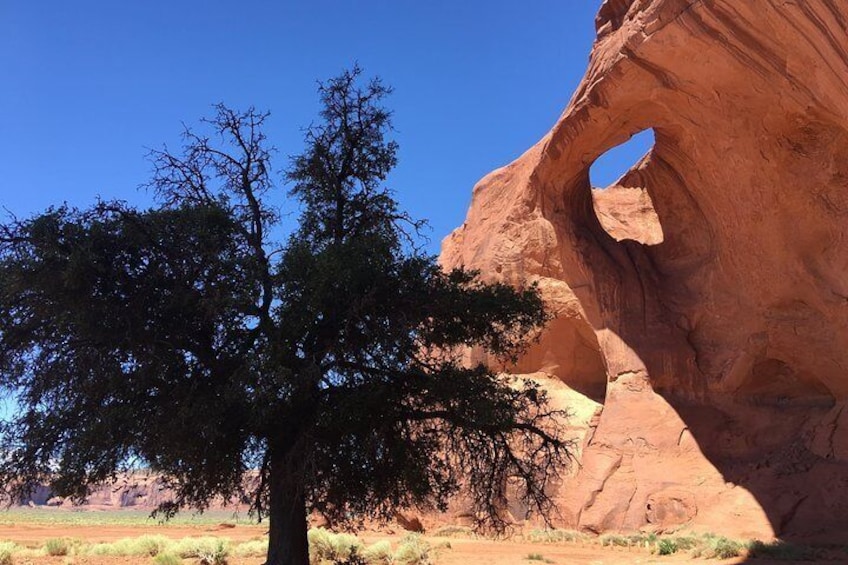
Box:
17, 472, 249, 512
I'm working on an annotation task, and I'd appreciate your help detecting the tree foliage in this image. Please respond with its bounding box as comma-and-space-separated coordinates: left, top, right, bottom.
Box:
0, 67, 571, 565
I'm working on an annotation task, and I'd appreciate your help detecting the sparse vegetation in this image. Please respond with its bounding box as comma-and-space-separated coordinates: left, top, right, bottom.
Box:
43, 538, 70, 556
393, 534, 431, 565
526, 529, 589, 544
152, 553, 183, 565
599, 532, 656, 548
307, 530, 436, 565
0, 508, 255, 527
430, 525, 475, 538
232, 539, 268, 558
656, 538, 678, 555
746, 539, 816, 560
667, 535, 699, 552
88, 534, 171, 557
0, 528, 836, 564
0, 542, 15, 565
691, 533, 745, 559
172, 537, 229, 564
309, 528, 364, 564
134, 534, 171, 557
361, 540, 393, 565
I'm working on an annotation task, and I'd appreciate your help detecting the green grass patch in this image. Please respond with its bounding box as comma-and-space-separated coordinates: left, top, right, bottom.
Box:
0, 507, 257, 527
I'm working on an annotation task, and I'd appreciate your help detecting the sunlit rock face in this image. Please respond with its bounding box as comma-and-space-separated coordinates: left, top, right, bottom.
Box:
442, 0, 848, 541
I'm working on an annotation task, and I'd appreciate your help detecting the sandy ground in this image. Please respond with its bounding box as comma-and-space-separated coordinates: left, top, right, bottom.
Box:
0, 523, 790, 564
0, 522, 267, 546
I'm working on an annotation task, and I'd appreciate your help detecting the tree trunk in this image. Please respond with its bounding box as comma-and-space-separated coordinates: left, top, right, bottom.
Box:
265, 459, 309, 565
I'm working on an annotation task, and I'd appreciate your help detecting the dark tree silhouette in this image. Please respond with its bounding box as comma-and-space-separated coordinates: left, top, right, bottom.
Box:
0, 67, 571, 565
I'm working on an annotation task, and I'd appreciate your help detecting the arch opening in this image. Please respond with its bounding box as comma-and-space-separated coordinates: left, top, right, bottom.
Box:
589, 129, 663, 246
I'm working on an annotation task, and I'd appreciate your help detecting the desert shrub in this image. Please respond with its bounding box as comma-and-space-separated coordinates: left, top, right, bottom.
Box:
87, 543, 114, 556
232, 539, 267, 558
746, 540, 814, 560
198, 539, 229, 565
308, 528, 363, 564
87, 535, 172, 557
0, 541, 16, 565
675, 533, 744, 559
44, 538, 70, 556
526, 529, 587, 544
153, 553, 182, 565
599, 534, 631, 548
705, 535, 744, 559
669, 535, 698, 551
337, 546, 368, 565
172, 537, 229, 564
362, 540, 393, 565
135, 534, 171, 556
430, 525, 474, 539
393, 534, 430, 565
657, 538, 678, 555
634, 532, 658, 547
602, 532, 653, 548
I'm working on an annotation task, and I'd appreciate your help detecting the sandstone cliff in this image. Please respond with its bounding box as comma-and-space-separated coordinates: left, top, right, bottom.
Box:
442, 0, 848, 541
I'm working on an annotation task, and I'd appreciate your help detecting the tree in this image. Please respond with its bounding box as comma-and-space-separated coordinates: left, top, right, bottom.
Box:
0, 67, 570, 565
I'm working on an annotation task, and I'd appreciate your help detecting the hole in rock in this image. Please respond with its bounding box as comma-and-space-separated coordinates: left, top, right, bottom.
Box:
591, 129, 655, 187
590, 129, 663, 245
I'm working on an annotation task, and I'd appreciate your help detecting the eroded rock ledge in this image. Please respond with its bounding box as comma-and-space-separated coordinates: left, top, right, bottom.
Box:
442, 0, 848, 541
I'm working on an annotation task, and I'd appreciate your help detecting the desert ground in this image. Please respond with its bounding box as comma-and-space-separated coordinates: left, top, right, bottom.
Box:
0, 525, 742, 565
0, 509, 833, 564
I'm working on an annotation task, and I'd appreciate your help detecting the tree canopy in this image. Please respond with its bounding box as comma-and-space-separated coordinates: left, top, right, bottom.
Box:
0, 67, 571, 565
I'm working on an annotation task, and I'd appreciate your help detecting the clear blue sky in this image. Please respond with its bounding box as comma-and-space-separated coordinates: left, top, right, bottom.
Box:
1, 1, 651, 254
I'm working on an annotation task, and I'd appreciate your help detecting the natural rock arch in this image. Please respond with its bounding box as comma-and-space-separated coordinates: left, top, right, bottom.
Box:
442, 0, 848, 541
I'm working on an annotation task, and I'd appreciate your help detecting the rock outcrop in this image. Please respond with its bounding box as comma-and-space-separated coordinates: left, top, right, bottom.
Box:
442, 0, 848, 542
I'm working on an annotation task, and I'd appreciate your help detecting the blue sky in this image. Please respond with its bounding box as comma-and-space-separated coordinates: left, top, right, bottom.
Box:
1, 1, 652, 254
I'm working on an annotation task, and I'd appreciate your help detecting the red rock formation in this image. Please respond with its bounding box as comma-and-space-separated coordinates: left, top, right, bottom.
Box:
16, 472, 253, 513
442, 0, 848, 542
